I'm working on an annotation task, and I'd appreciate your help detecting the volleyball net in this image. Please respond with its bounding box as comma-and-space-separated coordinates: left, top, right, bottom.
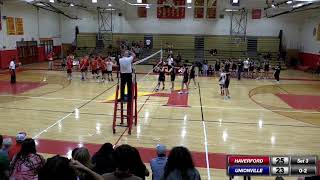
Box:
133, 49, 163, 83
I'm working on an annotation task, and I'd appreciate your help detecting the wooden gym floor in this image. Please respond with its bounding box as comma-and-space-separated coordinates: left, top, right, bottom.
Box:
0, 63, 319, 180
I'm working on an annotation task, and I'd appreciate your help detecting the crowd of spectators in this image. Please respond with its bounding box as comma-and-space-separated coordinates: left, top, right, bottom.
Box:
0, 133, 202, 180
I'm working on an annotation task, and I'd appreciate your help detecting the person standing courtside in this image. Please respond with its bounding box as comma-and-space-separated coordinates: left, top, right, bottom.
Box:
9, 58, 16, 84
119, 50, 136, 102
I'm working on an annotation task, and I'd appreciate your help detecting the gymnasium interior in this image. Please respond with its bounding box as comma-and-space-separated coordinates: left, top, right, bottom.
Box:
0, 0, 319, 179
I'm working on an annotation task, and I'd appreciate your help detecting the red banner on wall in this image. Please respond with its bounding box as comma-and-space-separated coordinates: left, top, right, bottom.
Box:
194, 8, 204, 18
138, 0, 147, 18
206, 0, 217, 19
252, 9, 262, 19
157, 0, 185, 19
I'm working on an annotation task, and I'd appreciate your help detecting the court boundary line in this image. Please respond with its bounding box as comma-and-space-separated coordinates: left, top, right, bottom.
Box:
32, 82, 117, 139
1, 105, 319, 131
198, 82, 211, 180
3, 94, 320, 114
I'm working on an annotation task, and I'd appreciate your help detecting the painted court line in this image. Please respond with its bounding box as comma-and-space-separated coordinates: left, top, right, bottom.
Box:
198, 82, 211, 180
2, 93, 320, 114
33, 112, 73, 139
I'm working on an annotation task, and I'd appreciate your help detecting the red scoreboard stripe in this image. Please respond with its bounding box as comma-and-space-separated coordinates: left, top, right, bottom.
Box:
228, 156, 270, 165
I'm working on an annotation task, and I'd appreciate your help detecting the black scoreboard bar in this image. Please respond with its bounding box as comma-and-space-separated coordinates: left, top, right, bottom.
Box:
227, 155, 318, 176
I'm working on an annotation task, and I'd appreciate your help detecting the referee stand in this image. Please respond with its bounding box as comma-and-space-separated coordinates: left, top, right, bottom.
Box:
112, 68, 138, 135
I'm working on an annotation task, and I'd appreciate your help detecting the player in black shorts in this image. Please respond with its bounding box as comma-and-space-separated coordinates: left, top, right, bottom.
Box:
169, 63, 176, 91
274, 62, 281, 83
188, 63, 197, 89
249, 61, 255, 79
224, 60, 230, 73
179, 64, 189, 94
231, 60, 237, 77
224, 72, 231, 99
156, 66, 165, 91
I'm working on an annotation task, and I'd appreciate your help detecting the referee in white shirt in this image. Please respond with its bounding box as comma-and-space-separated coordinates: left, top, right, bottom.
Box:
9, 58, 16, 84
119, 50, 136, 102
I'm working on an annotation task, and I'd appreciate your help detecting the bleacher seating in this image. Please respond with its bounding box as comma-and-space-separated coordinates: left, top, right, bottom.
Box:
75, 33, 284, 67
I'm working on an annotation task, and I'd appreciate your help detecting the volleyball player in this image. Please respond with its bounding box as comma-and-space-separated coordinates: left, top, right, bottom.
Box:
66, 54, 73, 80
169, 63, 176, 91
224, 72, 231, 100
249, 61, 255, 79
243, 58, 249, 77
106, 57, 114, 82
231, 60, 237, 77
91, 57, 98, 80
156, 65, 165, 91
179, 64, 189, 94
256, 61, 263, 80
188, 63, 197, 89
99, 58, 107, 82
83, 55, 89, 79
274, 62, 281, 83
80, 58, 86, 81
218, 71, 225, 96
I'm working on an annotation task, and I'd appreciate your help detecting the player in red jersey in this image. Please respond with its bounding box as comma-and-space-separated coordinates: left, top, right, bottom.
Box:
66, 54, 73, 80
79, 57, 86, 81
92, 57, 100, 80
99, 58, 107, 82
83, 55, 89, 79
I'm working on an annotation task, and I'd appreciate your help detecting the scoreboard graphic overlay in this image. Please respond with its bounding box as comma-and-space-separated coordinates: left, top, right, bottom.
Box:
227, 155, 318, 176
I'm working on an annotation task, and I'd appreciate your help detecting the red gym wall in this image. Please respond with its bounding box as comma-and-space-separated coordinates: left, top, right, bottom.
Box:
0, 45, 61, 69
299, 52, 320, 67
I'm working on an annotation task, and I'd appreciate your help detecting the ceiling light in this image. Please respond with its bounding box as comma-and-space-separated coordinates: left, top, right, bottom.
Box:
187, 6, 192, 8
232, 0, 239, 3
108, 3, 112, 7
92, 0, 97, 3
25, 0, 34, 2
70, 3, 74, 6
35, 2, 45, 6
225, 8, 239, 12
293, 3, 306, 8
286, 0, 293, 4
137, 0, 142, 3
49, 0, 54, 3
146, 4, 150, 8
187, 0, 192, 3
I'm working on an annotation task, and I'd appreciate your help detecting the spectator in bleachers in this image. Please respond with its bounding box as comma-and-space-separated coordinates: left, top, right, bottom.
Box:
102, 144, 141, 180
214, 61, 220, 76
72, 147, 94, 180
176, 52, 182, 64
202, 62, 208, 77
150, 144, 167, 180
0, 135, 10, 180
131, 147, 149, 180
92, 143, 115, 175
10, 138, 45, 180
39, 155, 77, 180
163, 146, 201, 180
8, 132, 26, 161
237, 60, 243, 80
0, 138, 12, 158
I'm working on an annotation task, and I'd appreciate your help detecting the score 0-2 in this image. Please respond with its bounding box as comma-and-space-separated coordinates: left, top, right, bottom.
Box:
271, 156, 290, 176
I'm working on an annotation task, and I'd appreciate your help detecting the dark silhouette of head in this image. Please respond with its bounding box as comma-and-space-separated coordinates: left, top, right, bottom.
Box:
97, 143, 114, 155
163, 146, 195, 179
112, 144, 135, 172
39, 155, 77, 180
